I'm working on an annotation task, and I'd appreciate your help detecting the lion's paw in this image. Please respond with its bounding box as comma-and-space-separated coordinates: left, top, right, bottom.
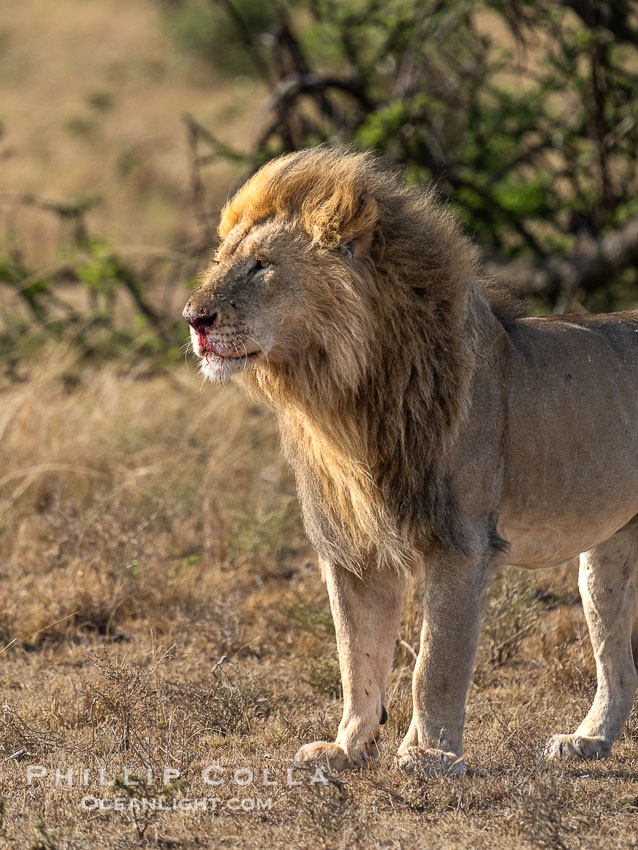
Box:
545, 734, 611, 761
293, 741, 368, 771
397, 746, 466, 779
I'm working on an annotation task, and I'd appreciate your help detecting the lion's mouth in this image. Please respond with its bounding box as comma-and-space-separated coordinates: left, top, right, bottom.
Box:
206, 350, 260, 361
194, 329, 261, 362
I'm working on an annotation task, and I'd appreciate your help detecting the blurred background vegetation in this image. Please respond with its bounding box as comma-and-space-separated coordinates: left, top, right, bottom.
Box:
1, 0, 637, 373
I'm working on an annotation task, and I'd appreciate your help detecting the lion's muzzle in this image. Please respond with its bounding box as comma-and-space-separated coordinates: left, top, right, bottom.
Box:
182, 298, 220, 333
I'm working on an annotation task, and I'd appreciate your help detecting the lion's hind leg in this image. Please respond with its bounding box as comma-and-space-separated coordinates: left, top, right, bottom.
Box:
547, 518, 638, 761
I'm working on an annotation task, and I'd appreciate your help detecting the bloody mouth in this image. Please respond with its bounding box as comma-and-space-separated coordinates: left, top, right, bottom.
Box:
196, 328, 218, 368
196, 329, 260, 367
196, 328, 213, 353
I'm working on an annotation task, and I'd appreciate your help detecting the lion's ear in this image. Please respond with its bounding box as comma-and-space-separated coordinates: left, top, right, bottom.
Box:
337, 241, 354, 261
308, 193, 378, 254
337, 194, 378, 258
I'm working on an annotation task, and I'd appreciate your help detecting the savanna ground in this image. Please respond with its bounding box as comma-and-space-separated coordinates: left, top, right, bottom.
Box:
2, 1, 638, 848
2, 351, 638, 850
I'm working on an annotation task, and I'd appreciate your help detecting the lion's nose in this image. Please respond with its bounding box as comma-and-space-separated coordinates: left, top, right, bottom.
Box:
183, 303, 218, 330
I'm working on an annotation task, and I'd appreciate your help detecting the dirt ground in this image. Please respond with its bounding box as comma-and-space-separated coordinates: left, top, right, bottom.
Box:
1, 350, 638, 849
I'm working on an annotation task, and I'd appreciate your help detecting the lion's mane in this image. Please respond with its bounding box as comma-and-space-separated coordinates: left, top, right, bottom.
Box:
220, 148, 520, 572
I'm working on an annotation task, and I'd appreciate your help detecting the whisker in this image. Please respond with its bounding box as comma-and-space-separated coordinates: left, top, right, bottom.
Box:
240, 340, 250, 370
246, 334, 270, 370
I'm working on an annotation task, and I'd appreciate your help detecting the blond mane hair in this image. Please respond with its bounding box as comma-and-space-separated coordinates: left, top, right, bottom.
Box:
220, 148, 519, 572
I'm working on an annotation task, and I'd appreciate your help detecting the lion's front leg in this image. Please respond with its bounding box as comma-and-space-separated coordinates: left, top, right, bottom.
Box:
294, 560, 404, 771
398, 556, 487, 778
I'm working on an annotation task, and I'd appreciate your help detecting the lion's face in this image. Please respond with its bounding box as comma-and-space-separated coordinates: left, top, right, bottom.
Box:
183, 219, 363, 383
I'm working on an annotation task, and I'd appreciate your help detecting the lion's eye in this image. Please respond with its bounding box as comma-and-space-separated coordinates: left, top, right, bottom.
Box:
249, 258, 270, 276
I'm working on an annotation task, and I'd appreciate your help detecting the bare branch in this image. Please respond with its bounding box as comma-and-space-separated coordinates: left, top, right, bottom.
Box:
267, 72, 375, 115
485, 218, 638, 299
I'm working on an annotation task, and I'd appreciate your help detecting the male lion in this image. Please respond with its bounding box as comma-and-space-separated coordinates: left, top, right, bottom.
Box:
183, 147, 638, 776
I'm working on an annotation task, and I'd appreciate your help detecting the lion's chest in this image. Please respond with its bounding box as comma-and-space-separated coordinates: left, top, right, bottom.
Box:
279, 420, 410, 572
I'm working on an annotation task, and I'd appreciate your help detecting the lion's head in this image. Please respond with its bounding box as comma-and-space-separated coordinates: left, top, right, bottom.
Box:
184, 149, 388, 387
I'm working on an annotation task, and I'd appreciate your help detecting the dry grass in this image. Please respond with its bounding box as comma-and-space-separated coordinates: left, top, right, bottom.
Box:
1, 349, 638, 849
